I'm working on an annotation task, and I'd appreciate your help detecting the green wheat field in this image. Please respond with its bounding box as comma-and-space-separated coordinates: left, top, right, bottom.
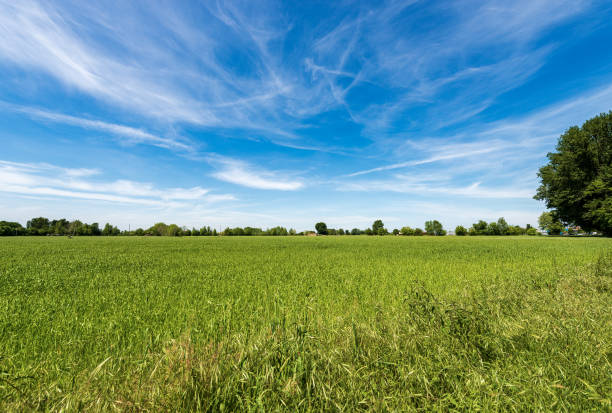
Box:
1, 236, 611, 411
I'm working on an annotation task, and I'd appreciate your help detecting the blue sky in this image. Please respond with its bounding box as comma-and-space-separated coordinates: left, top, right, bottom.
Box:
1, 0, 612, 231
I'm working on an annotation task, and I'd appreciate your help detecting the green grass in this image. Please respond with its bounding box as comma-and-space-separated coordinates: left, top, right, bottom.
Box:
1, 236, 610, 411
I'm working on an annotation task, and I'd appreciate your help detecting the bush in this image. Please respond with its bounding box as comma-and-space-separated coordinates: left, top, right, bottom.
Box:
400, 226, 415, 236
455, 225, 467, 236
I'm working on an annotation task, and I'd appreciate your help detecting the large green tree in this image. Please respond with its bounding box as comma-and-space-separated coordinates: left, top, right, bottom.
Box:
424, 220, 446, 236
372, 219, 387, 235
315, 222, 328, 235
535, 112, 612, 236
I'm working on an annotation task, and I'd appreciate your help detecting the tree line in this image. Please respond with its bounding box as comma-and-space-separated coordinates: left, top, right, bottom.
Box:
0, 215, 594, 237
313, 219, 544, 236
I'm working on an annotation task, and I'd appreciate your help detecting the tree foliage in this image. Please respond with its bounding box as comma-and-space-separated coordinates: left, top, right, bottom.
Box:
315, 222, 328, 235
455, 225, 467, 236
534, 111, 612, 236
424, 220, 446, 236
372, 220, 385, 235
538, 212, 564, 235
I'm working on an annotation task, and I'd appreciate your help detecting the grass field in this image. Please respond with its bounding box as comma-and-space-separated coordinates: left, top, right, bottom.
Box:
0, 236, 610, 411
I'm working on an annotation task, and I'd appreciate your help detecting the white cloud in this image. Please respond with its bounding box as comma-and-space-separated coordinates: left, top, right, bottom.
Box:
0, 160, 233, 206
210, 157, 304, 191
0, 0, 592, 151
347, 141, 510, 177
339, 178, 532, 199
6, 104, 194, 151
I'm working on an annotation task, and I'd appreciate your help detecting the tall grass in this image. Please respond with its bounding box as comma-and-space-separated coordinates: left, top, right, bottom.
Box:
0, 236, 610, 410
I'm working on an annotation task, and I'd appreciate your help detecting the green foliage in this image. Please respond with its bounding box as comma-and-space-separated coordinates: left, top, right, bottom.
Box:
400, 226, 415, 236
497, 217, 509, 235
538, 211, 564, 235
0, 221, 25, 236
27, 217, 50, 230
468, 218, 528, 236
455, 225, 467, 236
315, 222, 328, 235
372, 219, 385, 235
0, 237, 610, 411
470, 220, 488, 235
424, 220, 446, 235
101, 223, 120, 236
535, 111, 612, 236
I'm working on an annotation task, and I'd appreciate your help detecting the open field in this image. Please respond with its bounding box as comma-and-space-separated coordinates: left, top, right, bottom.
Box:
0, 236, 610, 411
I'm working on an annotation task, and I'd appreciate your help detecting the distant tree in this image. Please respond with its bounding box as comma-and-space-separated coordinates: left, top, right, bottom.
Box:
507, 225, 525, 236
165, 224, 180, 236
315, 222, 328, 235
27, 217, 50, 235
51, 218, 70, 235
400, 226, 415, 236
90, 223, 101, 236
392, 228, 400, 235
102, 223, 120, 236
414, 228, 424, 236
351, 228, 362, 235
455, 225, 467, 236
372, 220, 385, 234
497, 217, 509, 235
266, 226, 288, 236
425, 220, 445, 236
289, 228, 296, 235
470, 220, 488, 235
534, 111, 612, 236
102, 223, 112, 236
538, 211, 564, 235
148, 222, 168, 236
527, 227, 538, 236
338, 228, 345, 235
0, 221, 25, 236
68, 220, 83, 235
487, 222, 500, 235
134, 228, 145, 236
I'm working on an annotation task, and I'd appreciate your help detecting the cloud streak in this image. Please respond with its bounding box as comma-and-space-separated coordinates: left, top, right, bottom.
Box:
0, 0, 593, 148
210, 157, 304, 191
0, 160, 234, 206
2, 102, 193, 151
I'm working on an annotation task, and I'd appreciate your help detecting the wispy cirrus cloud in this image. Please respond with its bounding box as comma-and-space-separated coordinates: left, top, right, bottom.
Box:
209, 156, 304, 191
1, 102, 194, 151
0, 160, 234, 206
339, 175, 533, 199
0, 0, 593, 148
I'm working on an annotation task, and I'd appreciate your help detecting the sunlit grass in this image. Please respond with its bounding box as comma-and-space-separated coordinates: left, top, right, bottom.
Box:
1, 236, 610, 411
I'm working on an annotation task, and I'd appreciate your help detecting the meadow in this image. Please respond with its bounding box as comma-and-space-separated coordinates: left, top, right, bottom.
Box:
0, 236, 610, 411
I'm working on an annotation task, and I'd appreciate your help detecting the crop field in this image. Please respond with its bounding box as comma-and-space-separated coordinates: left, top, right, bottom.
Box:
0, 236, 611, 411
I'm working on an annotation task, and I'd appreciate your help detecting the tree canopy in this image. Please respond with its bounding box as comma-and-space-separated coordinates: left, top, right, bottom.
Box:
424, 220, 446, 236
315, 222, 328, 235
534, 111, 612, 236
